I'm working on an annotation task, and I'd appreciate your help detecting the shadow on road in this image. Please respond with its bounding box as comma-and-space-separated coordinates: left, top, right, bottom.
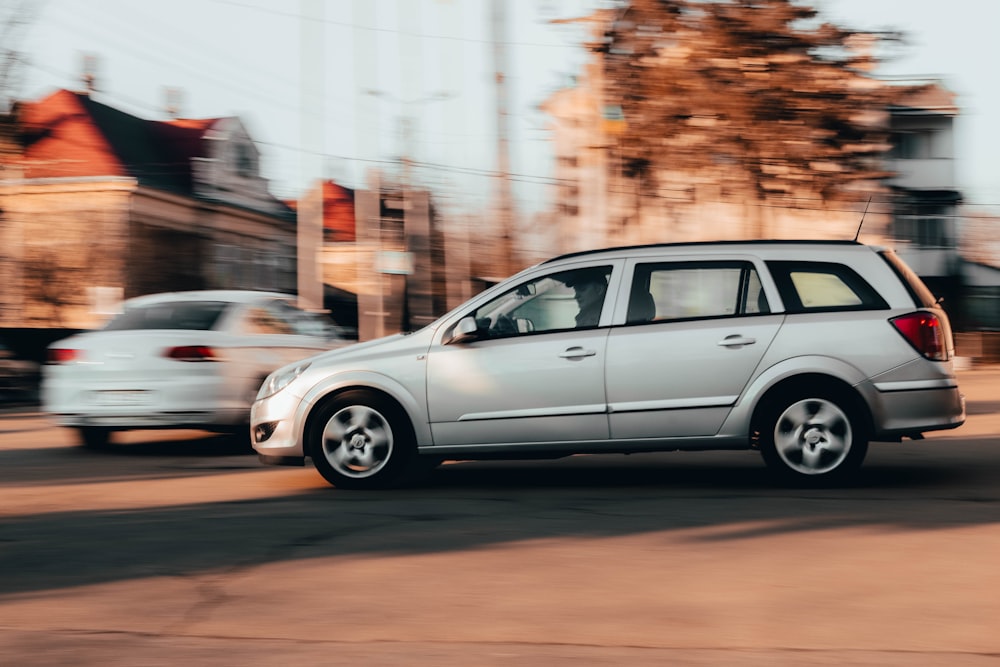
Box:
0, 430, 262, 486
2, 432, 999, 598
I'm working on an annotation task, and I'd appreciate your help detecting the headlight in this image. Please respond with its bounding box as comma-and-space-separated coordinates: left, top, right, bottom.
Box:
257, 361, 311, 400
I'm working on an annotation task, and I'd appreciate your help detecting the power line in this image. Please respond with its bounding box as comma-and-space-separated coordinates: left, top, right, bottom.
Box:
204, 0, 595, 49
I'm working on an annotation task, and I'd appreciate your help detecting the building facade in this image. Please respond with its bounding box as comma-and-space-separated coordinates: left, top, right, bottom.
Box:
303, 175, 451, 341
0, 89, 296, 347
884, 79, 964, 317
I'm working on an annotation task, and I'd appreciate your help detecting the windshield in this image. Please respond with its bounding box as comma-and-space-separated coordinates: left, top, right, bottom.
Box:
103, 301, 229, 331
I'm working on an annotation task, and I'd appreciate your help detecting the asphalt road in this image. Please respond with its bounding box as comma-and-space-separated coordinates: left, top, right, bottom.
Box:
1, 368, 999, 666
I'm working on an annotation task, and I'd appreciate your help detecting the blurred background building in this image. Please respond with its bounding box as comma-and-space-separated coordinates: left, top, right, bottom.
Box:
1, 2, 998, 366
0, 85, 297, 358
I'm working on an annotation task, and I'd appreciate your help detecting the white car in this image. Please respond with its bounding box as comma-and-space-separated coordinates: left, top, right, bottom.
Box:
43, 290, 351, 448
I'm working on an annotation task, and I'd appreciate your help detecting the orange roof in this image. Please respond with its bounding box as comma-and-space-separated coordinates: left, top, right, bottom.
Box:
18, 89, 125, 179
14, 89, 224, 193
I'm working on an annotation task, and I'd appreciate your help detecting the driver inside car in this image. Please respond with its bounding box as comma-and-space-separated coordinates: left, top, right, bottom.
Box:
562, 268, 609, 328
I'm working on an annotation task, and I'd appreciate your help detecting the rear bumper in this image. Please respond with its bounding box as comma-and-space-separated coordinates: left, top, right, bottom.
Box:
43, 376, 249, 430
49, 408, 247, 430
871, 384, 966, 440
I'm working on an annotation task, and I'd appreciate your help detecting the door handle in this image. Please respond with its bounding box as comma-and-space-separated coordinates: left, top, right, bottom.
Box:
558, 347, 597, 359
717, 335, 756, 348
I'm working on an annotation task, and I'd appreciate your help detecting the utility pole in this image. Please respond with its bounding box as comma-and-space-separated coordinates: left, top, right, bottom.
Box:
297, 0, 324, 311
491, 0, 516, 277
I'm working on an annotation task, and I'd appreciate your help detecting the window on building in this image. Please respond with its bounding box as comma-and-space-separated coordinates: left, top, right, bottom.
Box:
966, 287, 1000, 330
891, 129, 944, 159
254, 251, 278, 290
235, 142, 256, 178
213, 244, 237, 289
893, 216, 951, 248
559, 201, 579, 216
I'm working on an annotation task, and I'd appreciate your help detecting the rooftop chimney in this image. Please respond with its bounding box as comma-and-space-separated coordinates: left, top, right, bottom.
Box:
81, 53, 98, 95
165, 87, 183, 118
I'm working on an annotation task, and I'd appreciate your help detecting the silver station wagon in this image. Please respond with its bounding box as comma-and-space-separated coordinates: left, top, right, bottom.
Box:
252, 241, 966, 488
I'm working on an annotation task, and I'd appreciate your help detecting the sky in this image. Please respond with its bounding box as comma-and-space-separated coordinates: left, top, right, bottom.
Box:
12, 0, 1000, 218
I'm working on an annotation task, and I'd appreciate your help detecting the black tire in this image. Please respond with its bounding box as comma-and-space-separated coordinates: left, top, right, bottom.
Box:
308, 390, 417, 490
758, 388, 868, 486
76, 426, 112, 449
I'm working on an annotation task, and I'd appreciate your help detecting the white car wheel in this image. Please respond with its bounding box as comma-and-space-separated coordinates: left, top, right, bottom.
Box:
76, 426, 112, 449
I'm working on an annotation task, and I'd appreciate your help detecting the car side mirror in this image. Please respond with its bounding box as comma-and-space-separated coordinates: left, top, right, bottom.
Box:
448, 316, 481, 344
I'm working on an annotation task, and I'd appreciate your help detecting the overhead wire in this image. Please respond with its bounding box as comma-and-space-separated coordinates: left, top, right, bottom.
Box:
19, 2, 999, 215
26, 0, 594, 208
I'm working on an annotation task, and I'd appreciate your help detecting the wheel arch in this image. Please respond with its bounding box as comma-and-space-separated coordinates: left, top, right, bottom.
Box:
719, 354, 876, 444
298, 370, 430, 453
749, 373, 874, 447
303, 385, 415, 455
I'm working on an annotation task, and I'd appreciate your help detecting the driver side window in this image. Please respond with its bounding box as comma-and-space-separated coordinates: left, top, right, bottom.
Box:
471, 266, 611, 338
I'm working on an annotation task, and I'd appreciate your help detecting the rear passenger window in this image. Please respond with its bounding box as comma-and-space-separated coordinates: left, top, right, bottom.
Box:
767, 261, 888, 313
629, 261, 767, 323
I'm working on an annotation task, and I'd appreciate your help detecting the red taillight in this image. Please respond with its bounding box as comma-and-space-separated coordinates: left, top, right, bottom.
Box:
47, 348, 80, 364
890, 312, 948, 361
164, 345, 218, 362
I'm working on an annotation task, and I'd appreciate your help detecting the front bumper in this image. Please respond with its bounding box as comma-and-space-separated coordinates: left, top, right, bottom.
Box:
250, 388, 307, 462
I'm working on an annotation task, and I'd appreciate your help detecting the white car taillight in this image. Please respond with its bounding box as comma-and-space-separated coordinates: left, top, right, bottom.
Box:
47, 348, 81, 364
890, 312, 948, 361
164, 345, 218, 362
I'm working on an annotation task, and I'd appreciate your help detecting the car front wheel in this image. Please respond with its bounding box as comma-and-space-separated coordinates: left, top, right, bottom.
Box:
309, 390, 417, 490
758, 390, 868, 485
76, 426, 112, 449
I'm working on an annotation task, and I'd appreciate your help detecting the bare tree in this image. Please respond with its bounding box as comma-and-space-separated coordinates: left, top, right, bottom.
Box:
598, 0, 917, 234
1, 0, 38, 113
19, 209, 106, 327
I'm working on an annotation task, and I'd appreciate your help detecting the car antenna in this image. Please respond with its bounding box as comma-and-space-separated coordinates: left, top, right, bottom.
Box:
853, 197, 872, 242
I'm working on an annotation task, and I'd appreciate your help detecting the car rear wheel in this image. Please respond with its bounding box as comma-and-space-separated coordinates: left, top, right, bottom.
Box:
76, 426, 112, 449
309, 390, 417, 490
758, 390, 868, 485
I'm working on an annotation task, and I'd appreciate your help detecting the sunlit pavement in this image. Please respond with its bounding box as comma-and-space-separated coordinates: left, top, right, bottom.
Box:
1, 366, 999, 666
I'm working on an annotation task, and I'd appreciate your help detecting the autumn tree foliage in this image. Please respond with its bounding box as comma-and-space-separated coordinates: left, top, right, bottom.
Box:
598, 0, 912, 225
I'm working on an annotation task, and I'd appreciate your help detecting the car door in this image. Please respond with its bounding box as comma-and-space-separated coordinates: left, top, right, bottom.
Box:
605, 257, 782, 439
425, 264, 618, 447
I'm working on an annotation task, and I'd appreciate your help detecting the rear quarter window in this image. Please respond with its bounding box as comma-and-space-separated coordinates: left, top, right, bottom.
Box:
766, 261, 889, 313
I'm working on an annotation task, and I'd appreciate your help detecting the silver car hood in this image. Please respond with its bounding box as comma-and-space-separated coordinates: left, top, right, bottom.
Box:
303, 326, 438, 370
